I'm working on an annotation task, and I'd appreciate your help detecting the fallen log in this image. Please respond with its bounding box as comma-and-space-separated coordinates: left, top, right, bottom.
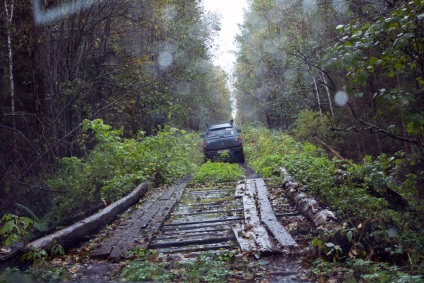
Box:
0, 180, 151, 262
279, 167, 337, 228
313, 137, 345, 160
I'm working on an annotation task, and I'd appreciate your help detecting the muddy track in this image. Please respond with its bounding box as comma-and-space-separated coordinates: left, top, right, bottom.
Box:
70, 165, 314, 282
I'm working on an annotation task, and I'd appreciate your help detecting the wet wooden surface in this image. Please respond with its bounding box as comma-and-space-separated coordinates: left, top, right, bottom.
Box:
148, 182, 243, 253
90, 176, 301, 259
251, 178, 298, 248
91, 177, 191, 258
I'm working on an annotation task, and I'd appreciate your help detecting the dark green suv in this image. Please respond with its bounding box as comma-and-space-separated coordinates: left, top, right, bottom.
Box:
200, 121, 245, 163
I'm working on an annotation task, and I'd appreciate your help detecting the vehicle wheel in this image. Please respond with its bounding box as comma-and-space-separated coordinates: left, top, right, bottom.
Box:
239, 152, 245, 163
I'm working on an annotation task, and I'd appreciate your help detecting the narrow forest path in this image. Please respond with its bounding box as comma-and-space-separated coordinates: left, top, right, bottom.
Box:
56, 165, 314, 282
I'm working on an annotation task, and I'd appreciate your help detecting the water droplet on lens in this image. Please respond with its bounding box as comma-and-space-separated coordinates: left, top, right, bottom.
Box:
158, 51, 173, 69
335, 91, 348, 106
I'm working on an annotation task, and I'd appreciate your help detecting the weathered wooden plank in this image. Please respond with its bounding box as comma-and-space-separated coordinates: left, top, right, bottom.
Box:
152, 244, 236, 254
232, 225, 256, 252
149, 236, 235, 249
159, 182, 182, 200
235, 183, 245, 199
153, 231, 231, 241
252, 178, 298, 248
160, 223, 232, 232
172, 208, 243, 216
94, 176, 190, 259
242, 179, 277, 253
182, 200, 241, 207
91, 186, 164, 257
134, 178, 190, 252
186, 188, 234, 194
159, 227, 229, 236
163, 217, 243, 226
136, 205, 162, 228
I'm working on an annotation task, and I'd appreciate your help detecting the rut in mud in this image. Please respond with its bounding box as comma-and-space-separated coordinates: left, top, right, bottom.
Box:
60, 165, 317, 282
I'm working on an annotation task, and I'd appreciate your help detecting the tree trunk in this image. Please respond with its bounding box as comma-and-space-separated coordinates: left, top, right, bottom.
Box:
4, 0, 15, 128
312, 75, 322, 117
320, 72, 334, 117
0, 48, 3, 124
314, 137, 345, 160
279, 167, 338, 228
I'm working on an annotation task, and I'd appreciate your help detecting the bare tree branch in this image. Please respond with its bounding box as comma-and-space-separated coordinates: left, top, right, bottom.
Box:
331, 102, 423, 148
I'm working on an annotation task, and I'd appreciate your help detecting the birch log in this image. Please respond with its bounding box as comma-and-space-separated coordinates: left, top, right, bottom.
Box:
0, 181, 151, 262
280, 167, 337, 228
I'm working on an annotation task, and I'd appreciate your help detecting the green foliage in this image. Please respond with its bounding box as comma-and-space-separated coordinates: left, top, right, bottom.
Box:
22, 248, 48, 264
312, 258, 423, 283
324, 242, 343, 263
175, 252, 234, 283
242, 126, 423, 277
193, 161, 243, 183
120, 248, 234, 282
27, 265, 67, 283
120, 249, 171, 282
0, 214, 34, 246
334, 0, 424, 86
18, 243, 66, 283
46, 119, 202, 225
292, 110, 338, 143
0, 267, 32, 283
331, 0, 424, 145
242, 125, 302, 177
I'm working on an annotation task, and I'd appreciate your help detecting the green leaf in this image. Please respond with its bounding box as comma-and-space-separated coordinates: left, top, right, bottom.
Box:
336, 24, 345, 31
347, 230, 353, 242
325, 242, 335, 248
0, 221, 15, 234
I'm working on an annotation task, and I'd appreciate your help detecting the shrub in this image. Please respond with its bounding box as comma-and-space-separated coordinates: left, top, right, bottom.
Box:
241, 125, 423, 278
193, 161, 243, 183
44, 119, 202, 225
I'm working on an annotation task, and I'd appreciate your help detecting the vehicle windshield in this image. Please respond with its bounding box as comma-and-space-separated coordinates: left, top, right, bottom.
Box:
207, 127, 236, 137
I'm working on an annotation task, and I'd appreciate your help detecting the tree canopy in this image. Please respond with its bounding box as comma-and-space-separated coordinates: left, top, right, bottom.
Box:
235, 0, 424, 158
0, 0, 231, 215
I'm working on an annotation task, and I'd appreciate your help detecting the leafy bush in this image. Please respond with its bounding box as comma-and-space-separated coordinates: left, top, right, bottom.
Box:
0, 214, 34, 246
193, 161, 243, 183
0, 267, 32, 283
242, 125, 423, 278
291, 110, 338, 143
312, 258, 423, 283
45, 119, 202, 224
120, 248, 234, 282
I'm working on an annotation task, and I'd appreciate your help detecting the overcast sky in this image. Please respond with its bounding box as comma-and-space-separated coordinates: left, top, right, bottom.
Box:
202, 0, 249, 75
202, 0, 249, 118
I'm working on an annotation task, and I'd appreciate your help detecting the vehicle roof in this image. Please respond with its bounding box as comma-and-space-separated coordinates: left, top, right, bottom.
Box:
207, 123, 233, 130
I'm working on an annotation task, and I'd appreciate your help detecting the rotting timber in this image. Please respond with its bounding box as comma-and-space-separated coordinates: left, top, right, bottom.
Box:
90, 176, 300, 258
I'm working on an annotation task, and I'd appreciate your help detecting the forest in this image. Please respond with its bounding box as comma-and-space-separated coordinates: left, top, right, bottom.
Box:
0, 0, 231, 217
235, 0, 424, 160
0, 0, 423, 282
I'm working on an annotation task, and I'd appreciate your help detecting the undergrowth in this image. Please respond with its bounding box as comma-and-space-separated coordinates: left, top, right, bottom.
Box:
242, 125, 424, 282
44, 119, 203, 228
193, 161, 243, 183
120, 248, 234, 282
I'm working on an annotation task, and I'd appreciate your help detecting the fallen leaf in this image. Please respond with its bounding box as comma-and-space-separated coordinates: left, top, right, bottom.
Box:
68, 266, 78, 274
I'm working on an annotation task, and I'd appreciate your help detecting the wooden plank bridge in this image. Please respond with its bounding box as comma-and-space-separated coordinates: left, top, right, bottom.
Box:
91, 176, 300, 259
